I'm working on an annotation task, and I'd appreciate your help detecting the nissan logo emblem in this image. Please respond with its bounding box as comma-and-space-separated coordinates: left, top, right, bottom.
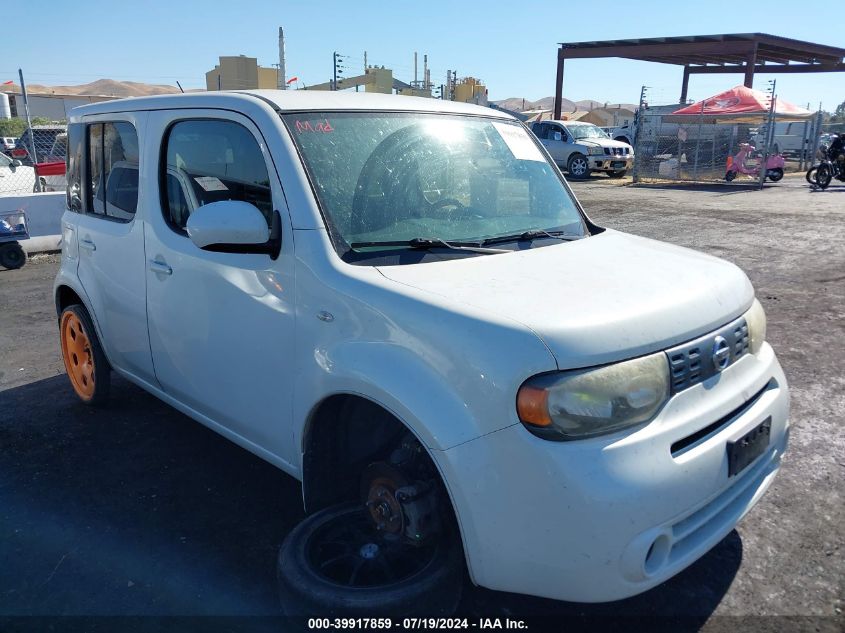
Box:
712, 336, 731, 371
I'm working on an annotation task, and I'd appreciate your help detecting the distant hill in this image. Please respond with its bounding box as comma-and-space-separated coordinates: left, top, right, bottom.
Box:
493, 96, 638, 113
494, 96, 574, 112
1, 79, 183, 97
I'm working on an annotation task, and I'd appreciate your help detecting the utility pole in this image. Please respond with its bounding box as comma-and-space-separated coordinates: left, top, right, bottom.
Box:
18, 69, 39, 191
333, 51, 338, 91
278, 27, 287, 89
631, 85, 648, 184
758, 79, 776, 190
332, 52, 348, 91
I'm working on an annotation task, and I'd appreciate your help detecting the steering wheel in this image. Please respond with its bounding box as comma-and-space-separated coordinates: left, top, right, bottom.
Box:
430, 197, 485, 220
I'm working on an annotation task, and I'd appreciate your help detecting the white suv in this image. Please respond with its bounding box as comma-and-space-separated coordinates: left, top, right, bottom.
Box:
54, 91, 789, 616
531, 120, 634, 178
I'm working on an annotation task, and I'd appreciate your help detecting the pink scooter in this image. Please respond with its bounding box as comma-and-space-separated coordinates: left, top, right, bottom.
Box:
725, 143, 785, 182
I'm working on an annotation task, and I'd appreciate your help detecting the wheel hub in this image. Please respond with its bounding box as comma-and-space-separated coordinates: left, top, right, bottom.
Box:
358, 542, 380, 559
366, 480, 404, 534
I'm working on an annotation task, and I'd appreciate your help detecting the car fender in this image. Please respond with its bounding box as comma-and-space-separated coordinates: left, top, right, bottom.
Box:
53, 269, 114, 365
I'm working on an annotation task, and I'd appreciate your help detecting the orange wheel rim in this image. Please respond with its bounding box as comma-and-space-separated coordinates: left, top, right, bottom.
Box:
60, 312, 96, 400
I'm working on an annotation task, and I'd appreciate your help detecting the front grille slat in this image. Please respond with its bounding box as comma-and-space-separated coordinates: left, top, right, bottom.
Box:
665, 316, 749, 395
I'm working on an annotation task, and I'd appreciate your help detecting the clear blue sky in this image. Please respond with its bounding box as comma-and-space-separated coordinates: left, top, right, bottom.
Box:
4, 0, 843, 110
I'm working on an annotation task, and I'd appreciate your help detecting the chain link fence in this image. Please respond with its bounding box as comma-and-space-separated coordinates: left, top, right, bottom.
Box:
631, 102, 820, 185
1, 122, 67, 196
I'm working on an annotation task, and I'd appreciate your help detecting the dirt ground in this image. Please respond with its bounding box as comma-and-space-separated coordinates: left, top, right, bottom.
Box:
0, 174, 843, 631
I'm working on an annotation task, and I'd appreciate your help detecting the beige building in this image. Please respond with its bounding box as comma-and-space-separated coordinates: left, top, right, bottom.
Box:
206, 55, 279, 91
453, 77, 487, 106
580, 107, 636, 127
303, 67, 395, 94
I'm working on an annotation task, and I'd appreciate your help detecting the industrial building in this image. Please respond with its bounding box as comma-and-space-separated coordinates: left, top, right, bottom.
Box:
0, 90, 113, 121
453, 77, 488, 106
205, 55, 280, 91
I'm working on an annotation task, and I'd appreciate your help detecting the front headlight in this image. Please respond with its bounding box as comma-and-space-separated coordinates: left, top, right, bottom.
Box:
588, 146, 605, 155
517, 352, 670, 441
745, 298, 766, 354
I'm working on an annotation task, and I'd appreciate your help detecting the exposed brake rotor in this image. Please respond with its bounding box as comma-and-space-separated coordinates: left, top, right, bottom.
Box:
362, 462, 409, 536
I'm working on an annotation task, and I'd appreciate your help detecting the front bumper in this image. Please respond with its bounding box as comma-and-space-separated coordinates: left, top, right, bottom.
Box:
435, 343, 788, 603
590, 156, 633, 171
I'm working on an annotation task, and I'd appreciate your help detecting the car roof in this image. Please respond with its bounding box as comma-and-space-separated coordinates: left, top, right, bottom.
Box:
69, 90, 513, 120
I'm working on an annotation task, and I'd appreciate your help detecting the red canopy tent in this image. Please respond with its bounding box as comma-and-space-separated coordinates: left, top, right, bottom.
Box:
672, 85, 812, 120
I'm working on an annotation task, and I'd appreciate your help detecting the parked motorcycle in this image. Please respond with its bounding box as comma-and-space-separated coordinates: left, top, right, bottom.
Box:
725, 143, 785, 182
806, 134, 845, 190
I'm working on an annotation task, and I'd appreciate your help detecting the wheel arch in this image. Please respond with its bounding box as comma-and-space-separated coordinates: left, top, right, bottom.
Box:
53, 279, 115, 368
300, 392, 473, 576
55, 283, 85, 319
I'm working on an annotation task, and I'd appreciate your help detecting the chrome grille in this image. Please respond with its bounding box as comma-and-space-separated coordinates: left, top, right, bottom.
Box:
603, 147, 629, 156
666, 316, 750, 394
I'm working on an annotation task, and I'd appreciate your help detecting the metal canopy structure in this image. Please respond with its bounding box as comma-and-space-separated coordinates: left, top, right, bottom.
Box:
553, 33, 845, 119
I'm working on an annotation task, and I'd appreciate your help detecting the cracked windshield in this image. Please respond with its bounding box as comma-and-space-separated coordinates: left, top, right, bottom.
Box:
283, 113, 586, 250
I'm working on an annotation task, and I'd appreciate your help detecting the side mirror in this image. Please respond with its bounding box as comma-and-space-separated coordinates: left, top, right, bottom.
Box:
186, 200, 280, 259
11, 159, 22, 168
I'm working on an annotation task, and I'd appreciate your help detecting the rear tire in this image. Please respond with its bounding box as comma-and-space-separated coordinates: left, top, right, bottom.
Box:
566, 154, 591, 179
767, 168, 784, 182
725, 170, 737, 182
277, 502, 463, 617
0, 242, 26, 269
59, 304, 111, 405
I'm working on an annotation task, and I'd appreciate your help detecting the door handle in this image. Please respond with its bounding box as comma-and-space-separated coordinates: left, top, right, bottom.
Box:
79, 238, 96, 252
149, 259, 172, 275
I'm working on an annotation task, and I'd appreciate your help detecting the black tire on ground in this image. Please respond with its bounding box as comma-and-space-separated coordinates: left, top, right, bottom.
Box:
805, 166, 818, 185
767, 168, 784, 182
277, 502, 463, 617
566, 153, 591, 179
60, 304, 111, 405
817, 164, 833, 190
725, 170, 737, 182
608, 170, 627, 178
0, 242, 26, 269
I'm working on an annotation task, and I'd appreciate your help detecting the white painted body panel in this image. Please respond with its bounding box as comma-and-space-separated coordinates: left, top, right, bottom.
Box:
377, 230, 754, 369
54, 91, 789, 603
436, 344, 788, 602
74, 110, 156, 384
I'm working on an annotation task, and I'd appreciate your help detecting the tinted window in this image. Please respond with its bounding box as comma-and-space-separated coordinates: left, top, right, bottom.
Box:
88, 121, 139, 221
162, 120, 272, 231
66, 124, 84, 212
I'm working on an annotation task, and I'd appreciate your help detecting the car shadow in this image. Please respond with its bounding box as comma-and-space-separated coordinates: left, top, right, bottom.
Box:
1, 374, 740, 624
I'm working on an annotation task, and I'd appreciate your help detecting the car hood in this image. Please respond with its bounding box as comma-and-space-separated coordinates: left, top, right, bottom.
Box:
577, 138, 632, 150
376, 230, 753, 369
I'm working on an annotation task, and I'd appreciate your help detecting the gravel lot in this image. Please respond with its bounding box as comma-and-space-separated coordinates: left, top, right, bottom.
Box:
1, 175, 842, 631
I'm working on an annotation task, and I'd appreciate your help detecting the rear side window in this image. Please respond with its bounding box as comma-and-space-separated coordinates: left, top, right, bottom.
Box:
87, 121, 139, 222
66, 124, 84, 212
161, 119, 272, 232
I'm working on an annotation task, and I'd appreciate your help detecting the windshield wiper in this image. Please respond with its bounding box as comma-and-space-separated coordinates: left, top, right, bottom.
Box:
350, 237, 509, 254
480, 229, 585, 246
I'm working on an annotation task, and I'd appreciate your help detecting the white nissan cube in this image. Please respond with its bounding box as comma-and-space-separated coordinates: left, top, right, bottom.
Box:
54, 91, 789, 616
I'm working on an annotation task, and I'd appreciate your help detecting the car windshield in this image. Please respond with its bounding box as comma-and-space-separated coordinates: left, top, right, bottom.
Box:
566, 125, 609, 140
282, 112, 586, 255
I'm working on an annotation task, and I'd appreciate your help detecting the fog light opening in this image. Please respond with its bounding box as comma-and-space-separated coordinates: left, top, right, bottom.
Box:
644, 534, 672, 576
